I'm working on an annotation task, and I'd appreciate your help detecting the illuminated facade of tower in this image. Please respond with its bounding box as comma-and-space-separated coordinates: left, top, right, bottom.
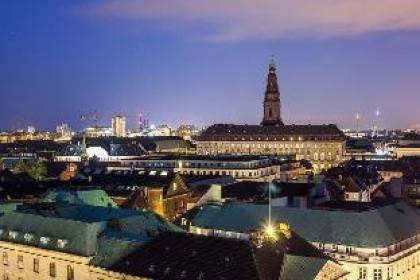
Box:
261, 60, 283, 126
112, 114, 126, 137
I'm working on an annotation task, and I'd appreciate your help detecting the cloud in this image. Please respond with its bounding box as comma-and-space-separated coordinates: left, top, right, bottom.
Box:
78, 0, 420, 41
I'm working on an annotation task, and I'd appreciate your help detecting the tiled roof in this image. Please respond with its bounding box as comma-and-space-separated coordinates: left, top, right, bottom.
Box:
109, 231, 329, 280
42, 186, 118, 208
280, 255, 328, 280
197, 124, 345, 141
222, 181, 315, 201
188, 202, 420, 248
0, 202, 182, 257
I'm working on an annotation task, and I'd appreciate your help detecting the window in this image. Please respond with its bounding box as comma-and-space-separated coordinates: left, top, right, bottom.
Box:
33, 258, 39, 273
374, 268, 383, 280
67, 265, 74, 280
388, 266, 393, 280
50, 262, 56, 277
57, 239, 68, 249
2, 252, 8, 265
359, 267, 367, 279
17, 255, 23, 269
3, 274, 9, 280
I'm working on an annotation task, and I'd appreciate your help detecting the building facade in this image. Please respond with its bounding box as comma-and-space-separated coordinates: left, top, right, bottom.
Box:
182, 202, 420, 280
112, 114, 127, 138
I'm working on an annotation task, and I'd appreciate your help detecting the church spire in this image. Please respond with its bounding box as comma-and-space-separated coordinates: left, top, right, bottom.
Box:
261, 57, 283, 126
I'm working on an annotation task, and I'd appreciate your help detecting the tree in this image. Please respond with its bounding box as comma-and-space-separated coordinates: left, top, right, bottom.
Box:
13, 159, 47, 181
13, 159, 31, 174
28, 161, 47, 181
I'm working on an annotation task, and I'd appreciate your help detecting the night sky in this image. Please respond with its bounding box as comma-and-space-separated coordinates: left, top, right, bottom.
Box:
1, 0, 420, 131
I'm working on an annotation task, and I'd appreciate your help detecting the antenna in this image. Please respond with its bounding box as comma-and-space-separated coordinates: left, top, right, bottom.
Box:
375, 108, 380, 137
268, 179, 272, 226
355, 113, 360, 138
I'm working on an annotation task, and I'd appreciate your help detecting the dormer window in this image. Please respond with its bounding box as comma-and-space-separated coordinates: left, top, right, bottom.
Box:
24, 233, 34, 242
57, 239, 68, 249
40, 237, 51, 245
173, 183, 177, 191
8, 231, 18, 239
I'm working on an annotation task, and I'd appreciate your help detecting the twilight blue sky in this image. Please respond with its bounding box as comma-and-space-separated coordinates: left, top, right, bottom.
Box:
1, 0, 420, 131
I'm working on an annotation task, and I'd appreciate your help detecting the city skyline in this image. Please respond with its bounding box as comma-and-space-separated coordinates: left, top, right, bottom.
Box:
1, 0, 420, 131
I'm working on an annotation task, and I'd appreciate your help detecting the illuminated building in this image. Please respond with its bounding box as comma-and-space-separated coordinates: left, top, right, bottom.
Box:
196, 61, 345, 173
395, 133, 420, 158
0, 202, 178, 280
55, 123, 73, 141
119, 155, 297, 181
176, 124, 201, 141
84, 127, 113, 138
112, 114, 127, 138
182, 202, 420, 280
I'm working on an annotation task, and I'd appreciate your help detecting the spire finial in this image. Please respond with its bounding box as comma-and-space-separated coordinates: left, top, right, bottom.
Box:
269, 55, 276, 72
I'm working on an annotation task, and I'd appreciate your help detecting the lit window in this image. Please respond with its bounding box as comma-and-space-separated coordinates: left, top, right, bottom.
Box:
57, 239, 68, 249
8, 231, 18, 239
24, 233, 34, 242
40, 236, 50, 245
17, 255, 23, 269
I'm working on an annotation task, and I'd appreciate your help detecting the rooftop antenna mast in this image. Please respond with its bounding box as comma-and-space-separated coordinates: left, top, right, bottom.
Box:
355, 113, 360, 138
268, 179, 272, 226
375, 108, 380, 137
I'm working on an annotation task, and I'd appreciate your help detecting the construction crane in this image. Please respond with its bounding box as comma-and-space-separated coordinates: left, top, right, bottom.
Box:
80, 111, 100, 128
125, 113, 149, 131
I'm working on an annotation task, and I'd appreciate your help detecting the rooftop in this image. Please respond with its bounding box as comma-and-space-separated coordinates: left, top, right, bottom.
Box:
109, 230, 333, 280
187, 201, 420, 248
197, 124, 345, 141
0, 202, 181, 258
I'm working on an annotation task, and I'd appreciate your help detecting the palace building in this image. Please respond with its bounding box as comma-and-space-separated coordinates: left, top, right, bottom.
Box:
196, 60, 345, 172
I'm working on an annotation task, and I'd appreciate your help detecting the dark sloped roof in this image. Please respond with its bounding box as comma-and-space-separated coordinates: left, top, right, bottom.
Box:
109, 231, 329, 280
222, 181, 315, 201
280, 254, 328, 280
197, 124, 345, 141
0, 202, 182, 257
41, 186, 118, 208
95, 173, 180, 197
